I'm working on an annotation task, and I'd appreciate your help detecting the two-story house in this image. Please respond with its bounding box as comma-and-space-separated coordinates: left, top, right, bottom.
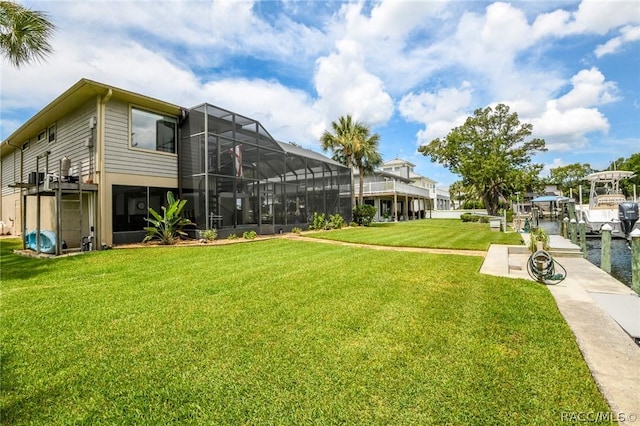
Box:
355, 158, 450, 221
0, 79, 351, 254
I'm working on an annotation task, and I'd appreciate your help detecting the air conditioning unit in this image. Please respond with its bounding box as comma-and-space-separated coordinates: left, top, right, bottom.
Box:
28, 172, 45, 185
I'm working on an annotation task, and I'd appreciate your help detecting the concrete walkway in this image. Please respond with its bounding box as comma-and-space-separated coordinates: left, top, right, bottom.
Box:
283, 234, 486, 256
481, 235, 640, 424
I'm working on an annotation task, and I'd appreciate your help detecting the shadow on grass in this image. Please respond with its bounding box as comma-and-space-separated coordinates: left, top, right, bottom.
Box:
366, 223, 396, 228
0, 239, 57, 283
0, 349, 66, 425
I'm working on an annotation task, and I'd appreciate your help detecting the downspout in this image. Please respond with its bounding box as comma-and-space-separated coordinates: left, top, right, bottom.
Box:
6, 141, 24, 244
96, 88, 112, 248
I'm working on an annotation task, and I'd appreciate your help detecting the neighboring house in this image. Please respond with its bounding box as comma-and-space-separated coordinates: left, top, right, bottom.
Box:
356, 158, 450, 221
0, 79, 351, 253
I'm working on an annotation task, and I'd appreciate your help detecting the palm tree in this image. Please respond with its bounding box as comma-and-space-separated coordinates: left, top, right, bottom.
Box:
353, 124, 382, 206
320, 115, 361, 211
0, 1, 55, 68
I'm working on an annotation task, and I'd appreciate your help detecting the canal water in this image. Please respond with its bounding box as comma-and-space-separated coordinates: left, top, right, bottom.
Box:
535, 219, 633, 288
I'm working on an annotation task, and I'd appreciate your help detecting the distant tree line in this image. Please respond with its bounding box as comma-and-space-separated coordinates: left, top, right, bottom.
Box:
548, 154, 640, 199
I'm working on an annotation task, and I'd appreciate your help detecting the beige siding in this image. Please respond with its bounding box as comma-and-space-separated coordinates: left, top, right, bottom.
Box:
0, 192, 20, 235
17, 100, 97, 183
104, 101, 178, 178
0, 100, 98, 236
1, 148, 19, 197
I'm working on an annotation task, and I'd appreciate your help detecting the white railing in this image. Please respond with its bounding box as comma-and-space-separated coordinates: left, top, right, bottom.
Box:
434, 187, 450, 198
359, 181, 432, 198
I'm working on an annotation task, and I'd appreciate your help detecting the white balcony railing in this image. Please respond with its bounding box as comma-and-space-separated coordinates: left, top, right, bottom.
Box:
358, 181, 433, 198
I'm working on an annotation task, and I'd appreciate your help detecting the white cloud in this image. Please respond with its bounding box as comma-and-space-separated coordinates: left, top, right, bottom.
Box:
531, 9, 572, 38
3, 0, 637, 178
528, 0, 640, 38
531, 103, 609, 151
324, 0, 449, 93
398, 83, 473, 145
313, 39, 394, 127
595, 25, 640, 57
200, 78, 324, 147
568, 0, 640, 35
480, 2, 533, 53
555, 68, 618, 110
398, 66, 615, 155
43, 0, 329, 70
527, 68, 614, 151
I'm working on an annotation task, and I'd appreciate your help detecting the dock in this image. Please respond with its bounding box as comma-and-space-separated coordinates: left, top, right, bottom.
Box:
481, 234, 640, 423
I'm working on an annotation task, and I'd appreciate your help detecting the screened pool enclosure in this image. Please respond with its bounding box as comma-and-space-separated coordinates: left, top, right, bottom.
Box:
179, 104, 352, 235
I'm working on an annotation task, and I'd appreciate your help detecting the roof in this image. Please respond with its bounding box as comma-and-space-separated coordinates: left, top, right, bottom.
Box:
1, 79, 183, 156
276, 141, 348, 169
383, 157, 416, 168
408, 171, 437, 183
586, 171, 635, 182
531, 195, 571, 203
354, 168, 412, 183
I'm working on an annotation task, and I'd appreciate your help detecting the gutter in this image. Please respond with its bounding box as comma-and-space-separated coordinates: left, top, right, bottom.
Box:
95, 88, 112, 248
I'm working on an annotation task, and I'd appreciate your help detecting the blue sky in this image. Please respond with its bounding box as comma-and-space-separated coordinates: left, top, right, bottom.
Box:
2, 0, 639, 187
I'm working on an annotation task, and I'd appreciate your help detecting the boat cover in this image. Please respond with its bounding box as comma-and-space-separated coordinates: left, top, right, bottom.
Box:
25, 230, 57, 254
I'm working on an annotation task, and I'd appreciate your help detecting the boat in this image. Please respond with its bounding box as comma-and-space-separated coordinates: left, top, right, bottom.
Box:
24, 229, 57, 254
575, 170, 635, 237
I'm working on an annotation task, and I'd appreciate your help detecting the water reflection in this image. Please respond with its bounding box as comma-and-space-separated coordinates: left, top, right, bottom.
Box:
535, 219, 632, 288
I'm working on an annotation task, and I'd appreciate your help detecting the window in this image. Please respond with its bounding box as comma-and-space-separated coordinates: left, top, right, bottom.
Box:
131, 107, 177, 154
48, 124, 56, 143
22, 141, 30, 151
37, 130, 46, 142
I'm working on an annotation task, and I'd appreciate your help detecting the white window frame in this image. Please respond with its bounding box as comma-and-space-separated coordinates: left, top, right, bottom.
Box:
47, 124, 56, 143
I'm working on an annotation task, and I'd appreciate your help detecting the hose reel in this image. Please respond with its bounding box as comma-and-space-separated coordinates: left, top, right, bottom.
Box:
527, 250, 567, 285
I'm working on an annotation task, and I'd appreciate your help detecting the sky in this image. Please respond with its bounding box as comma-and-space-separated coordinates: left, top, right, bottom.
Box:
1, 0, 639, 187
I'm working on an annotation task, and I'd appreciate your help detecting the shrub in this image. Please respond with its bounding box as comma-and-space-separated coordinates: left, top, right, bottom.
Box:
460, 213, 472, 222
292, 227, 302, 234
528, 227, 550, 252
310, 212, 327, 230
328, 213, 345, 230
143, 191, 192, 245
227, 233, 238, 240
243, 230, 257, 239
461, 200, 484, 209
353, 205, 376, 226
199, 229, 217, 242
349, 222, 358, 228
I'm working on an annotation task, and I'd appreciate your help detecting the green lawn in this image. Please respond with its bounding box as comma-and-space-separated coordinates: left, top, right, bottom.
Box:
0, 233, 609, 424
309, 219, 523, 250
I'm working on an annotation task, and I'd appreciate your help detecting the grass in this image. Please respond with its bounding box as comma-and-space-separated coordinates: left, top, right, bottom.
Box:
0, 231, 610, 424
308, 219, 523, 251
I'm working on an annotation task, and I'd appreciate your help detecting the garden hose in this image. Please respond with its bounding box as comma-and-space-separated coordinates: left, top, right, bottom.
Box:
527, 250, 567, 285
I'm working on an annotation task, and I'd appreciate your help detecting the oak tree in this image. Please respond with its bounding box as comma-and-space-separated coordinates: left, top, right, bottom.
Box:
419, 104, 546, 215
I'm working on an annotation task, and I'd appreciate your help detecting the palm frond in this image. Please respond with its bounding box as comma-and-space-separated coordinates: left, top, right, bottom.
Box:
0, 1, 55, 68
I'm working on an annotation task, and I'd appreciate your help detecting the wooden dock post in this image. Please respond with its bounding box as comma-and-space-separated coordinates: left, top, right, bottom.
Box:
562, 217, 569, 239
570, 218, 577, 244
579, 219, 586, 256
631, 228, 640, 294
601, 223, 612, 274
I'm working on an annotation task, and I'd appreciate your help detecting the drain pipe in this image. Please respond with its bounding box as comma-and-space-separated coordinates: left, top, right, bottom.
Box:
96, 88, 112, 249
6, 141, 23, 243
